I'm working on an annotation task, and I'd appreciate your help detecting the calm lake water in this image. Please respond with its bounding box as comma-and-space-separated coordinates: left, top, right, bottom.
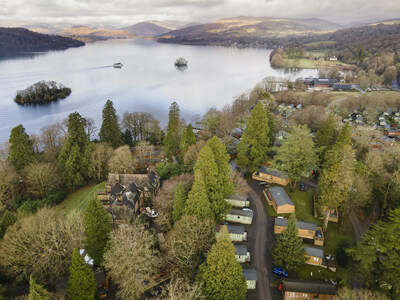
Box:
0, 39, 318, 143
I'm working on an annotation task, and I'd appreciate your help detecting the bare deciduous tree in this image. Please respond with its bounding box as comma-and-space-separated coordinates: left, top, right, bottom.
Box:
103, 225, 161, 299
0, 209, 84, 283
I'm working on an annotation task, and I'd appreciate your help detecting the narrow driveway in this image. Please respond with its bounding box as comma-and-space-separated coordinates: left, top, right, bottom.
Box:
247, 184, 273, 300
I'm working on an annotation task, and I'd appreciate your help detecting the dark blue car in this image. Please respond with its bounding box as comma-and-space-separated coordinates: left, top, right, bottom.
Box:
273, 267, 288, 277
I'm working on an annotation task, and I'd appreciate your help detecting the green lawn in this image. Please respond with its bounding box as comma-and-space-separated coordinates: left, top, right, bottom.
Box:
261, 181, 356, 282
53, 182, 105, 215
297, 264, 352, 283
281, 58, 355, 70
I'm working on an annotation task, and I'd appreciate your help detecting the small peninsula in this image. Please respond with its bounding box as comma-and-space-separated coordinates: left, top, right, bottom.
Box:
14, 81, 72, 105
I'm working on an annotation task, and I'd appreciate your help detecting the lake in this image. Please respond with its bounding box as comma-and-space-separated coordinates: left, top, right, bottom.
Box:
0, 39, 318, 143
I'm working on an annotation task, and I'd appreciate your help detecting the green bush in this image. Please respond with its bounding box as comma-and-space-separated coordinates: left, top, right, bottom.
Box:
156, 161, 182, 180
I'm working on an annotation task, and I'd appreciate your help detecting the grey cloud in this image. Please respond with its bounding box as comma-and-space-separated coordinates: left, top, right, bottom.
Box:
0, 0, 399, 27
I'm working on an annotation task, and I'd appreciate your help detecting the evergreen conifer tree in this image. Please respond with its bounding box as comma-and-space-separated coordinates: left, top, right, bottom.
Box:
124, 129, 133, 146
316, 113, 338, 161
7, 124, 36, 172
58, 112, 93, 190
271, 214, 306, 270
99, 100, 123, 148
185, 171, 214, 221
163, 102, 181, 158
193, 145, 229, 220
197, 226, 247, 300
29, 275, 50, 300
179, 124, 196, 161
337, 123, 351, 146
0, 210, 17, 239
172, 183, 188, 223
267, 109, 276, 147
84, 198, 111, 265
237, 102, 271, 172
68, 248, 96, 300
206, 136, 235, 197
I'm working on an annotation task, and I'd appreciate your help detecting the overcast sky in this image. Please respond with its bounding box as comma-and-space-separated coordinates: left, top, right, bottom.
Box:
0, 0, 399, 28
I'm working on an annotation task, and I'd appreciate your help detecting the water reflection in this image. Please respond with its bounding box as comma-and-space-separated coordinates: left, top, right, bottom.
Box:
175, 65, 188, 72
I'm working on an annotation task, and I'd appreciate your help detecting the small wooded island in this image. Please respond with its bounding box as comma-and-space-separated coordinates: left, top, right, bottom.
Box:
14, 81, 72, 105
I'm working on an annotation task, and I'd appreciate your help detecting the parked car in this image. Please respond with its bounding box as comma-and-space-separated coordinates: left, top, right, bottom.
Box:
273, 267, 288, 277
242, 208, 253, 212
299, 183, 307, 192
257, 181, 271, 188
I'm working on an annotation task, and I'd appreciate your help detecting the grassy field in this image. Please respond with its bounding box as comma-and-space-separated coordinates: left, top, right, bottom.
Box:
281, 58, 355, 69
328, 91, 361, 101
53, 182, 105, 215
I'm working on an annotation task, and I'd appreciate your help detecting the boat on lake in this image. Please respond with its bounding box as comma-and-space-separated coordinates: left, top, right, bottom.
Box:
113, 62, 123, 68
174, 57, 187, 67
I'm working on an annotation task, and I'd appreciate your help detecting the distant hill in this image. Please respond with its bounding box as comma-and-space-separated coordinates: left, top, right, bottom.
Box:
121, 22, 172, 37
59, 26, 136, 39
0, 27, 84, 55
158, 16, 342, 46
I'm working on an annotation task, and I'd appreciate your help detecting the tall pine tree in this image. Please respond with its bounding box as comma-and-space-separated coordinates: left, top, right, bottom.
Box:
206, 136, 235, 198
271, 214, 306, 270
193, 145, 229, 220
7, 124, 36, 172
99, 100, 123, 148
197, 226, 247, 300
179, 124, 196, 162
237, 102, 270, 172
172, 183, 188, 223
163, 101, 181, 158
316, 113, 338, 162
29, 275, 50, 300
58, 112, 93, 190
68, 248, 96, 300
185, 171, 214, 221
84, 198, 111, 265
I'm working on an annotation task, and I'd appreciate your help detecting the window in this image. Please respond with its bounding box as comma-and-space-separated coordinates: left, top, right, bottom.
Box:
309, 231, 313, 235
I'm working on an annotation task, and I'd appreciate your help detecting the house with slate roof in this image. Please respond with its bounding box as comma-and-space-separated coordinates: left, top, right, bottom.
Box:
304, 246, 324, 267
263, 187, 295, 214
98, 171, 160, 224
274, 217, 324, 246
280, 279, 336, 300
242, 269, 257, 290
252, 167, 290, 186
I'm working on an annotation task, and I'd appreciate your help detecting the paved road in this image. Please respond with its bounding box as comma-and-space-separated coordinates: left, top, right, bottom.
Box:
245, 180, 283, 300
247, 184, 272, 300
349, 211, 370, 241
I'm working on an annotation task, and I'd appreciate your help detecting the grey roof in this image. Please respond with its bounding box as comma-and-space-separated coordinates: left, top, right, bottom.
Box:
147, 171, 160, 189
228, 208, 253, 218
225, 194, 248, 202
313, 78, 336, 86
268, 187, 294, 207
305, 246, 324, 258
259, 167, 288, 179
334, 84, 352, 91
234, 245, 247, 256
242, 269, 257, 281
122, 192, 137, 209
283, 279, 336, 295
274, 218, 317, 231
227, 225, 244, 235
111, 182, 125, 197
